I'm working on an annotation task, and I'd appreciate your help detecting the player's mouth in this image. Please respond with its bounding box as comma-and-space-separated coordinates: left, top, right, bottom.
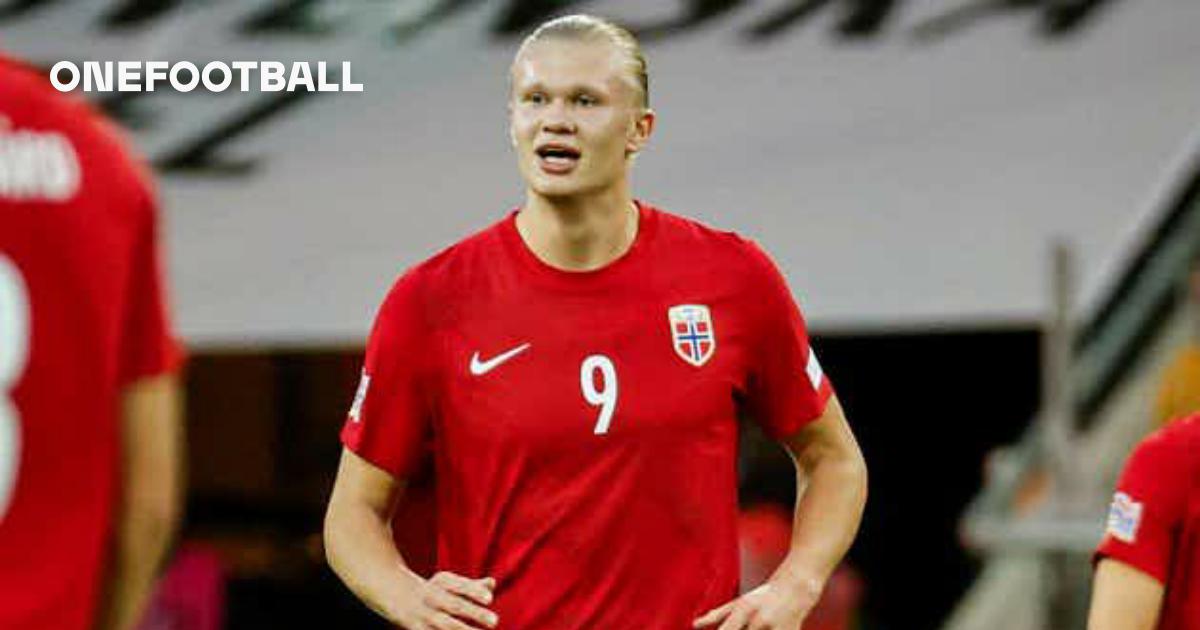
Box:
535, 143, 581, 174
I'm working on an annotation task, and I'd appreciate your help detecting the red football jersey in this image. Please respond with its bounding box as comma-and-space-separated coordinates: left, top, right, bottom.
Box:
1095, 413, 1200, 630
342, 203, 833, 628
0, 54, 180, 629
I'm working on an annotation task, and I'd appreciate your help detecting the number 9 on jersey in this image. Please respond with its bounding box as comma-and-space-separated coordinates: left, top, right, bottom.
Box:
580, 355, 617, 435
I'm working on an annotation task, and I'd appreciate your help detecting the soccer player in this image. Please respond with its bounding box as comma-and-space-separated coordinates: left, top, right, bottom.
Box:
1088, 412, 1200, 629
0, 54, 184, 630
324, 14, 868, 630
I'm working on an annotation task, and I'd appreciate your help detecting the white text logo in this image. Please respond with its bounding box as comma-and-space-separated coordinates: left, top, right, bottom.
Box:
49, 61, 364, 93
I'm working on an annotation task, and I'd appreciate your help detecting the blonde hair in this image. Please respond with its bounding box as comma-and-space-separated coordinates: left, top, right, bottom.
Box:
515, 14, 649, 109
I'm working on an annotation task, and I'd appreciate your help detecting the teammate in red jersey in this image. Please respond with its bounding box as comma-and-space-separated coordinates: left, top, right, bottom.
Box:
1089, 412, 1200, 630
0, 54, 184, 630
324, 14, 868, 630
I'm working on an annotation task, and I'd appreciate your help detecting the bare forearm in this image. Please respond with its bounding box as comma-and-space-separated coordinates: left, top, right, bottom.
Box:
325, 451, 499, 629
325, 500, 422, 623
774, 448, 867, 594
96, 505, 178, 630
97, 375, 183, 630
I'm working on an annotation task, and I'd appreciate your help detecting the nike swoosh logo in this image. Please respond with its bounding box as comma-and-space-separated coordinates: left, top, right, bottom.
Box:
469, 343, 531, 376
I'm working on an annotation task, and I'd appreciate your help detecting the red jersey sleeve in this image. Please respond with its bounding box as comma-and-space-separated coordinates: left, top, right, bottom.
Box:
116, 187, 183, 386
742, 241, 834, 439
340, 271, 435, 478
1094, 426, 1193, 584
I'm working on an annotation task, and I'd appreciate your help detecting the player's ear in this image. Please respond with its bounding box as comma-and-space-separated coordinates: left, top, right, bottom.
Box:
626, 108, 655, 156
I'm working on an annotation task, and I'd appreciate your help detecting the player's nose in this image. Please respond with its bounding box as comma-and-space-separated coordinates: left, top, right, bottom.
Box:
540, 100, 576, 134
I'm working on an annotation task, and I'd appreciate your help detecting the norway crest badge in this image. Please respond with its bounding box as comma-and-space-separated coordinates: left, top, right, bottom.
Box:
669, 304, 716, 367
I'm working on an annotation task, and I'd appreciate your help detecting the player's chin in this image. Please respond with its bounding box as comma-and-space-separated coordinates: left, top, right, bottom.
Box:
529, 176, 587, 199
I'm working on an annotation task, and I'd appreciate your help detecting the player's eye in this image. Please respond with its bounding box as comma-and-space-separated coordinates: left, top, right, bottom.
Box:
527, 92, 547, 105
575, 94, 598, 107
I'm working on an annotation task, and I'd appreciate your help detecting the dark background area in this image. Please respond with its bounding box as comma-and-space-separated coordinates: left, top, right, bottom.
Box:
821, 329, 1039, 629
180, 327, 1039, 630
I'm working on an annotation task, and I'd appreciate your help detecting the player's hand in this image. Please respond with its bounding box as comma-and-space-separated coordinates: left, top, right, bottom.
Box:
395, 571, 499, 630
692, 577, 821, 630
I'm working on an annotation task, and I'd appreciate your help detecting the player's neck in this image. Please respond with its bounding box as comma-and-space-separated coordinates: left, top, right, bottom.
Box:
516, 189, 639, 272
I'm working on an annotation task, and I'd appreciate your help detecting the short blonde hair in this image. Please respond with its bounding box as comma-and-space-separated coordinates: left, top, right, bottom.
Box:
515, 14, 649, 109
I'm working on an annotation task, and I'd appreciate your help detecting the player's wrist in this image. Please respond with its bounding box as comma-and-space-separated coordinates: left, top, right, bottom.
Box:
383, 565, 427, 623
768, 564, 825, 602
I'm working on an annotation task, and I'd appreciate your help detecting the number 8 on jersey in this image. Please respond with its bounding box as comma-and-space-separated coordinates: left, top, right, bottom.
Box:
0, 255, 30, 521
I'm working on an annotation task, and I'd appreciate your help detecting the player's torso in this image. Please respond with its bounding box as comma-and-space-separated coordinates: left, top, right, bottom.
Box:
437, 280, 750, 469
419, 218, 755, 626
0, 66, 136, 394
0, 63, 137, 630
1, 67, 135, 483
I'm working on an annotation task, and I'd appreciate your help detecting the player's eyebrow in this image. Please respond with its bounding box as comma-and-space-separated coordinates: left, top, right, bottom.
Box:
517, 80, 608, 96
515, 80, 544, 94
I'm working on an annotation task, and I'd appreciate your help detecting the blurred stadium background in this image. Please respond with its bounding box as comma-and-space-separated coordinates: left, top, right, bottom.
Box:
4, 1, 1200, 628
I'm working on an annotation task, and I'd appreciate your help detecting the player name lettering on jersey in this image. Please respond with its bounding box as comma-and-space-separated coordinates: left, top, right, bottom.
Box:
0, 117, 81, 202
